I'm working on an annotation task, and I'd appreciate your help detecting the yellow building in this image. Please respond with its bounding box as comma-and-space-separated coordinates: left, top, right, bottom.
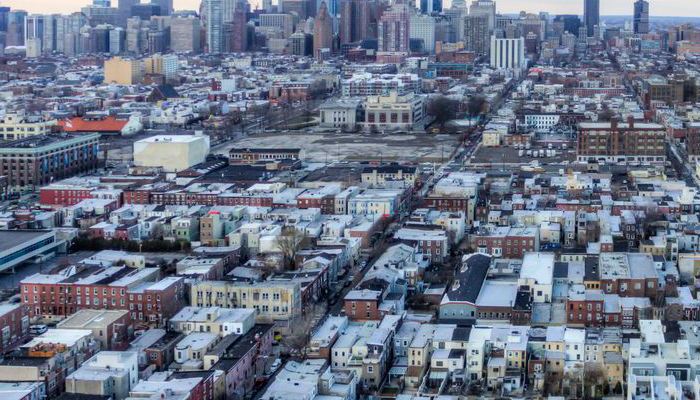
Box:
104, 56, 142, 85
190, 280, 301, 326
0, 113, 57, 140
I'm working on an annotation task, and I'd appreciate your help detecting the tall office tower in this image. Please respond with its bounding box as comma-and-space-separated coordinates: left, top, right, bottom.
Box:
7, 10, 27, 46
469, 0, 495, 31
409, 14, 435, 53
553, 14, 580, 37
171, 16, 201, 52
490, 35, 524, 69
117, 0, 139, 26
378, 0, 409, 52
223, 0, 239, 22
126, 16, 146, 52
464, 14, 489, 55
229, 1, 247, 51
151, 0, 173, 15
205, 0, 223, 53
419, 0, 442, 14
93, 0, 112, 6
314, 1, 333, 58
24, 14, 44, 50
109, 27, 126, 53
583, 0, 599, 37
132, 4, 161, 20
262, 0, 273, 12
282, 0, 309, 19
0, 7, 10, 32
340, 0, 372, 44
633, 0, 649, 34
81, 5, 119, 25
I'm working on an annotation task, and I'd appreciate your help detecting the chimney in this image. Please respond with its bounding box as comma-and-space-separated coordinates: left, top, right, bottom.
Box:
627, 116, 635, 129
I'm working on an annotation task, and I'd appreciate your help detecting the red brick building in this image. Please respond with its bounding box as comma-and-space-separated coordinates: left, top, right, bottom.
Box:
21, 265, 185, 328
0, 302, 30, 353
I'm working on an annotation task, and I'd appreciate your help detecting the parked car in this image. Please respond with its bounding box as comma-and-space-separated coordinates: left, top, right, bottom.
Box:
30, 325, 47, 335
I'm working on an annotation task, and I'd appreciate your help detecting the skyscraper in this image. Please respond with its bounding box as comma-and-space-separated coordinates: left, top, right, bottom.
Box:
118, 0, 139, 26
314, 1, 333, 59
151, 0, 174, 16
634, 0, 649, 35
205, 0, 223, 53
469, 0, 495, 31
378, 0, 409, 52
223, 0, 248, 23
464, 14, 489, 55
340, 0, 372, 45
419, 0, 442, 14
171, 16, 201, 52
409, 14, 435, 53
583, 0, 599, 38
230, 1, 247, 52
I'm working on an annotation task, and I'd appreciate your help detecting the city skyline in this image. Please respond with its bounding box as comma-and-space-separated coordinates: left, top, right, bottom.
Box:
0, 0, 697, 17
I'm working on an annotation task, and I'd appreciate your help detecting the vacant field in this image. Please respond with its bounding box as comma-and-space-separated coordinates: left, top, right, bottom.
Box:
215, 131, 461, 163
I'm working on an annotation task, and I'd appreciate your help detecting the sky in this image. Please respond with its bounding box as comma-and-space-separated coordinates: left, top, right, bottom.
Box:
1, 0, 697, 17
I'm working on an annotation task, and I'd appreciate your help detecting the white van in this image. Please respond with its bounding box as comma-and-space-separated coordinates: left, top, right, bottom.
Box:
30, 324, 48, 335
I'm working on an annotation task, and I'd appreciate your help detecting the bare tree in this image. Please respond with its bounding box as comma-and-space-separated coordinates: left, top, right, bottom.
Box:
276, 228, 306, 270
283, 302, 328, 357
149, 223, 165, 240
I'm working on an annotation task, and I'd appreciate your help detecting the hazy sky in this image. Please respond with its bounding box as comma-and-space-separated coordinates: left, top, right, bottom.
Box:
1, 0, 697, 16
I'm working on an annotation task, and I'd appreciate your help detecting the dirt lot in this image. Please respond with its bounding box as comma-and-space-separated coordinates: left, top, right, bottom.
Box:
215, 131, 461, 163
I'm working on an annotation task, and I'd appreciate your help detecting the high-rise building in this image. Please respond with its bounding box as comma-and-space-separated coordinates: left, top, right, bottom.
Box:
151, 0, 174, 16
131, 4, 162, 20
553, 14, 580, 37
633, 0, 649, 35
7, 10, 27, 46
583, 0, 599, 38
409, 14, 435, 53
378, 0, 409, 52
419, 0, 442, 14
227, 1, 247, 51
0, 7, 10, 33
340, 0, 372, 45
314, 1, 333, 59
118, 0, 139, 25
93, 0, 112, 6
490, 35, 525, 69
464, 14, 489, 55
469, 0, 495, 31
171, 16, 201, 52
205, 0, 223, 53
282, 0, 309, 19
109, 27, 126, 54
223, 0, 246, 23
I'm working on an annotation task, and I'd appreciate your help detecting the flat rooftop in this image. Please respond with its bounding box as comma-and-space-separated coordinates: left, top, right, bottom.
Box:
0, 230, 53, 252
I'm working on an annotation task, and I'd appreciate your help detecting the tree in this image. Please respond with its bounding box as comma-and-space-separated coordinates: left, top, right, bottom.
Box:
283, 302, 327, 357
275, 228, 306, 270
598, 106, 615, 122
427, 96, 458, 128
467, 95, 487, 118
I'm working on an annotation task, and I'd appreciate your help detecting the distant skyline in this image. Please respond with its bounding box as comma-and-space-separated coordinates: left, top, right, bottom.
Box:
0, 0, 697, 17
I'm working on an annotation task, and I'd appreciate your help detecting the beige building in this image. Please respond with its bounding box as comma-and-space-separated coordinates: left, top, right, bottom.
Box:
133, 134, 210, 172
57, 309, 131, 350
0, 113, 57, 140
191, 280, 301, 326
362, 91, 425, 132
361, 165, 418, 188
66, 351, 138, 400
105, 56, 143, 85
482, 130, 501, 147
169, 306, 255, 337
